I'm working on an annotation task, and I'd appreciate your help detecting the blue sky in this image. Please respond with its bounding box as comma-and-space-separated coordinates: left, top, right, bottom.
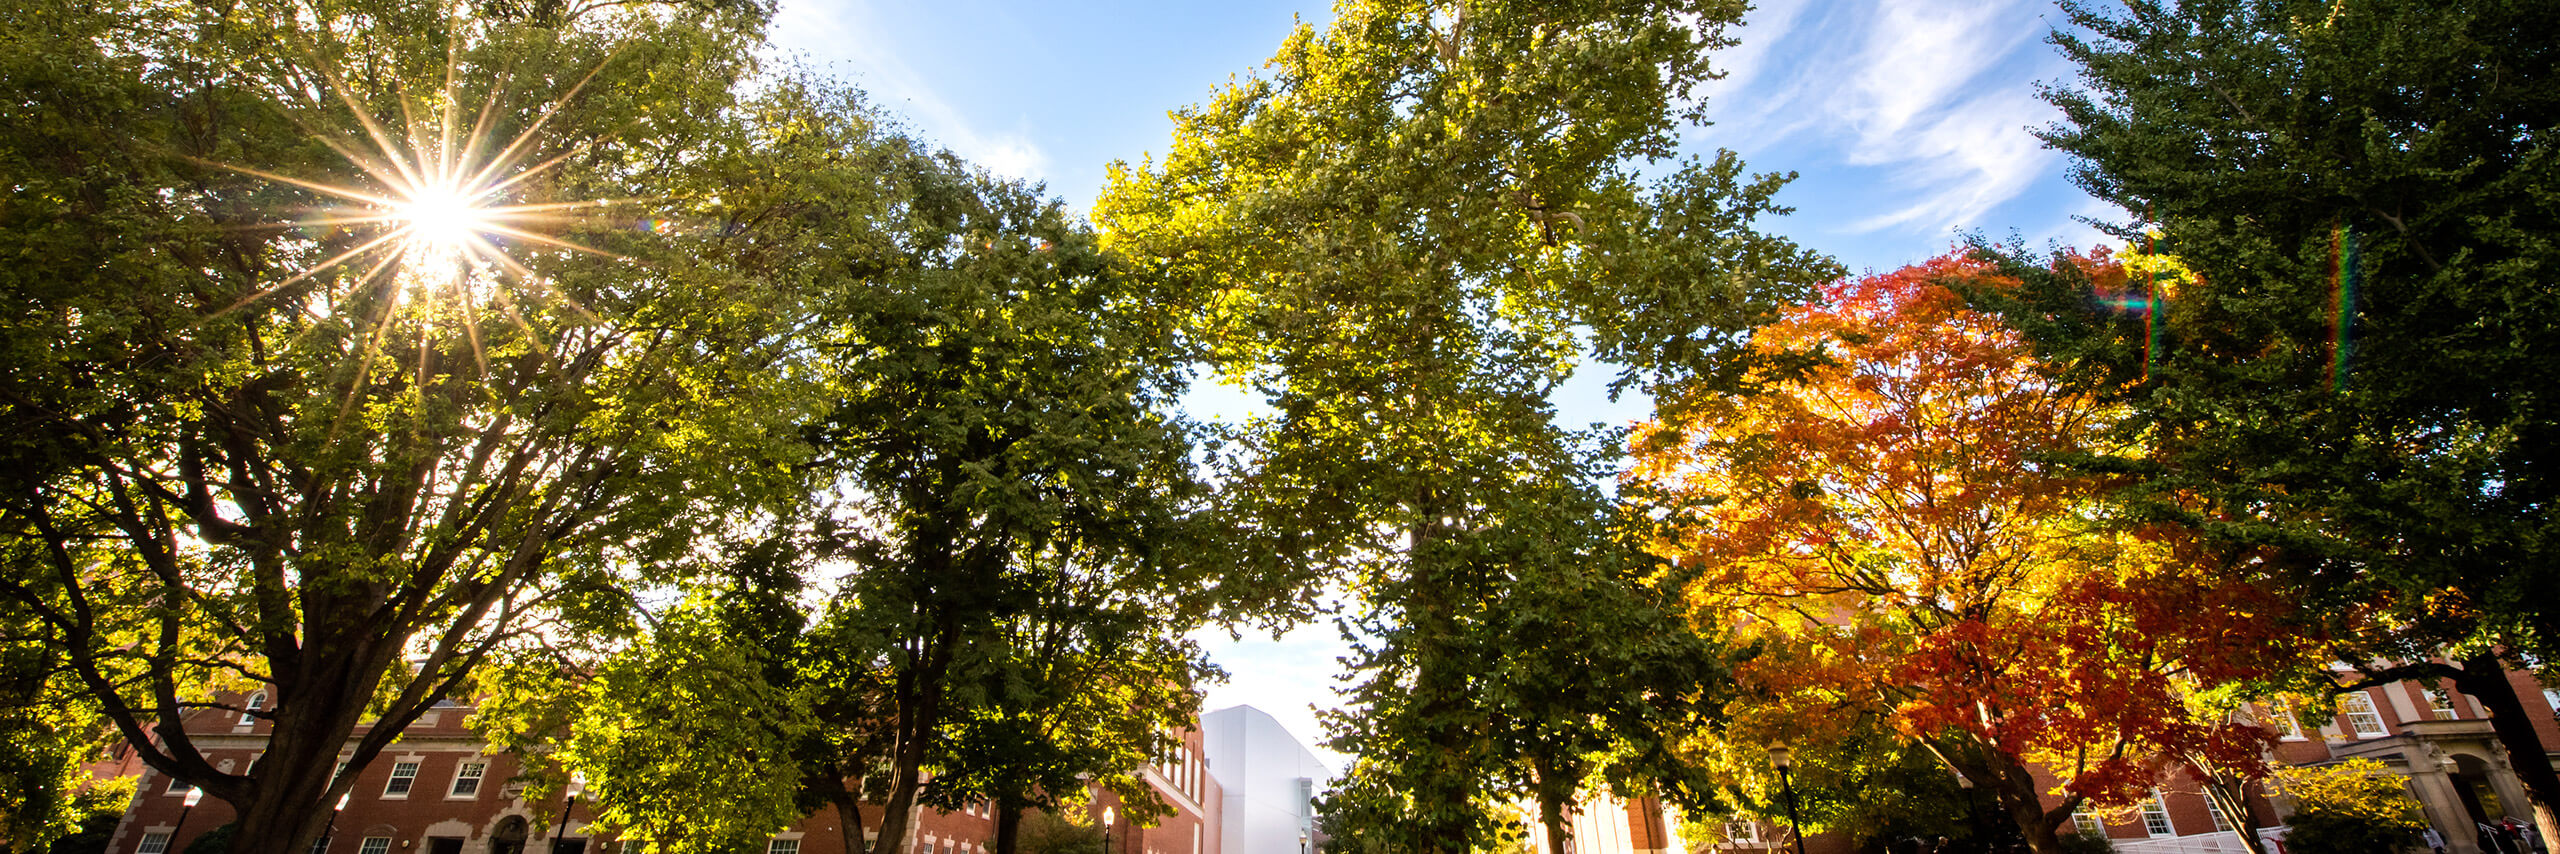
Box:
765, 0, 2126, 768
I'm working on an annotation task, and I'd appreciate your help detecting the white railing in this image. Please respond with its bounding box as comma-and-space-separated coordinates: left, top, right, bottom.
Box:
2110, 831, 2257, 854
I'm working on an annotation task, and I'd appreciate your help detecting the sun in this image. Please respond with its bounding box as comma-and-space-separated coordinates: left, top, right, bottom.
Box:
198, 53, 633, 313
395, 183, 491, 254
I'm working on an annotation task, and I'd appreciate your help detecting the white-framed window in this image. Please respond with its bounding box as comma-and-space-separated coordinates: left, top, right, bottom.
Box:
2266, 701, 2306, 740
2207, 795, 2234, 831
2340, 692, 2389, 738
2140, 792, 2175, 836
2072, 813, 2105, 837
1727, 820, 1762, 843
766, 839, 801, 854
306, 836, 328, 854
164, 775, 192, 795
137, 833, 172, 854
238, 691, 266, 728
358, 838, 392, 854
449, 761, 486, 798
383, 761, 420, 797
2426, 688, 2459, 720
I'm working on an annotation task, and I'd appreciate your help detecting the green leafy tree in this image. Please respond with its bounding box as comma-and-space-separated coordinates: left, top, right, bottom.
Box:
474, 72, 1244, 854
2004, 0, 2560, 844
795, 132, 1227, 854
927, 585, 1212, 854
1096, 1, 1836, 850
2, 601, 126, 851
0, 0, 841, 849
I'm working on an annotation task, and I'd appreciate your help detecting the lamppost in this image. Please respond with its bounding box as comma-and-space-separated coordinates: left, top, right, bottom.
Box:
1769, 743, 1808, 854
169, 787, 205, 847
1101, 806, 1116, 854
551, 774, 586, 852
319, 792, 351, 853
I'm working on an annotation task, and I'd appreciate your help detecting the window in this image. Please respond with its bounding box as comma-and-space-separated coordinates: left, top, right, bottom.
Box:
2266, 701, 2306, 740
239, 691, 266, 728
2140, 792, 2174, 836
2207, 795, 2234, 831
165, 776, 193, 795
1726, 821, 1761, 843
307, 837, 329, 854
2340, 692, 2389, 737
767, 840, 801, 854
2426, 688, 2459, 720
137, 834, 172, 854
449, 761, 486, 798
2072, 813, 2105, 837
383, 761, 420, 796
358, 839, 392, 854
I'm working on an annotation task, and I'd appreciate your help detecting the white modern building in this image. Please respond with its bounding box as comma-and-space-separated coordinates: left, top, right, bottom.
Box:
1202, 705, 1333, 854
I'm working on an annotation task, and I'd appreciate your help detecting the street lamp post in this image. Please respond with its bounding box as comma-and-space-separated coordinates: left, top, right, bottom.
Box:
1102, 806, 1116, 854
1769, 743, 1808, 854
169, 788, 205, 848
319, 792, 351, 853
551, 774, 587, 852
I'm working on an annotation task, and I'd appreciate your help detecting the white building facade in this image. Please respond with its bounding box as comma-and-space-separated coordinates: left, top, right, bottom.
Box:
1201, 705, 1333, 854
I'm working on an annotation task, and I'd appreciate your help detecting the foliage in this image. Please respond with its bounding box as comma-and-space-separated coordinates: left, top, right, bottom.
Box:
24, 778, 130, 854
1012, 813, 1103, 854
1631, 251, 2300, 853
0, 616, 120, 852
1095, 0, 1834, 849
466, 67, 1236, 854
2056, 828, 2116, 854
568, 600, 817, 853
2272, 759, 2426, 854
790, 107, 1226, 854
2013, 0, 2560, 841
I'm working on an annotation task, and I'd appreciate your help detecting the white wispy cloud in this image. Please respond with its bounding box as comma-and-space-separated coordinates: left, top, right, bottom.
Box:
1847, 91, 2059, 233
763, 0, 1052, 182
1708, 0, 1817, 95
1696, 0, 2070, 239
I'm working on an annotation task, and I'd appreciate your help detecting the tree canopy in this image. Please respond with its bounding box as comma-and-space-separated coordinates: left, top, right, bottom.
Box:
1630, 252, 2305, 854
1095, 0, 1835, 849
2009, 0, 2560, 843
0, 0, 831, 848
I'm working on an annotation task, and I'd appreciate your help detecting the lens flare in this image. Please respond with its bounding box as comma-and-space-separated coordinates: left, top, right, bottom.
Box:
397, 185, 488, 252
194, 44, 636, 321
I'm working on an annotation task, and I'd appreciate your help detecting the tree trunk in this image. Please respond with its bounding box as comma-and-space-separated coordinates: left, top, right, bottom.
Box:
2450, 652, 2560, 854
811, 769, 869, 854
870, 612, 960, 854
2198, 772, 2266, 854
214, 634, 408, 854
1535, 754, 1570, 854
1979, 751, 2070, 854
993, 797, 1024, 854
1404, 489, 1479, 854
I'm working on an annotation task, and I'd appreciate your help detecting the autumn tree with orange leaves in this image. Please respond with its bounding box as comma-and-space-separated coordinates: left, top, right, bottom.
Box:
1631, 251, 2308, 854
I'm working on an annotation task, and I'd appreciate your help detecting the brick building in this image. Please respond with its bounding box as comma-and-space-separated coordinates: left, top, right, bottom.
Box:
98, 695, 1223, 854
